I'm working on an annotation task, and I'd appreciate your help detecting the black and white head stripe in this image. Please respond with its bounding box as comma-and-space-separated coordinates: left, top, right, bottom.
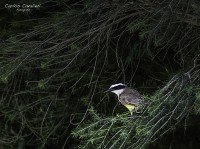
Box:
109, 83, 127, 91
105, 83, 127, 93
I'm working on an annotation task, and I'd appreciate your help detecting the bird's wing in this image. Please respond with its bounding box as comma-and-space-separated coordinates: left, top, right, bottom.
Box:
120, 94, 143, 106
119, 89, 143, 106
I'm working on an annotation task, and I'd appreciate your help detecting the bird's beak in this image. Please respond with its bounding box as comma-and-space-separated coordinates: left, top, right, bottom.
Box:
104, 89, 112, 93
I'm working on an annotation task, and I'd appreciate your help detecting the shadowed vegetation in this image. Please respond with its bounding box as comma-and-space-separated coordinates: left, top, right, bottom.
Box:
0, 0, 200, 148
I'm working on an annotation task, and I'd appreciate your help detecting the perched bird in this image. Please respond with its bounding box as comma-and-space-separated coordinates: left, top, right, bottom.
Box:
105, 83, 143, 115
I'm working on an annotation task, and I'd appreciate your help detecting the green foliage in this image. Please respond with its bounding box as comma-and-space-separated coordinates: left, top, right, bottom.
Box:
72, 108, 136, 149
194, 92, 200, 114
38, 79, 47, 89
73, 68, 200, 149
0, 0, 200, 148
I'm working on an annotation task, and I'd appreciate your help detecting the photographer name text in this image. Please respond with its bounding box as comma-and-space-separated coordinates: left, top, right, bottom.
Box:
5, 4, 41, 12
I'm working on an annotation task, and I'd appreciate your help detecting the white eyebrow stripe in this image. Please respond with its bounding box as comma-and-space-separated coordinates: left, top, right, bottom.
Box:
110, 83, 124, 88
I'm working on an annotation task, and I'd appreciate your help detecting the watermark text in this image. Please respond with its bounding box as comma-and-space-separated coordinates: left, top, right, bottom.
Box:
5, 4, 41, 12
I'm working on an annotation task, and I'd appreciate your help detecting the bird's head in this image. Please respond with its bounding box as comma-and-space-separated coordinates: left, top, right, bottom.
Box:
105, 83, 127, 97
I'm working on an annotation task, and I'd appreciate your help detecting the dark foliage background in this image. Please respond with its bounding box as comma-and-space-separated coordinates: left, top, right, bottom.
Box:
0, 0, 200, 148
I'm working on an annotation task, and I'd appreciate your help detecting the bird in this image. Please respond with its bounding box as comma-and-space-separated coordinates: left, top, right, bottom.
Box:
105, 83, 143, 115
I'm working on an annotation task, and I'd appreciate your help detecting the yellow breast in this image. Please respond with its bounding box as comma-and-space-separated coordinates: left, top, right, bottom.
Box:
123, 104, 135, 115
